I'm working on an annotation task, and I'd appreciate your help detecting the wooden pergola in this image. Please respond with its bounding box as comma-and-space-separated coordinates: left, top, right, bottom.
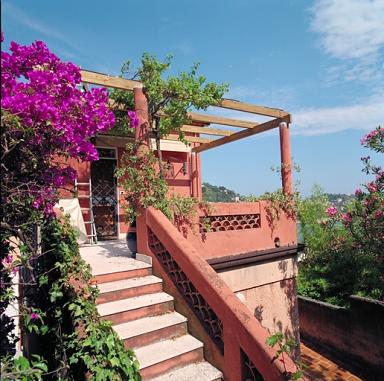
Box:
80, 70, 292, 154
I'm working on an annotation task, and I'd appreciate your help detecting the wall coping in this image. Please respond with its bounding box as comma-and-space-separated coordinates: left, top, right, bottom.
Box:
208, 244, 300, 270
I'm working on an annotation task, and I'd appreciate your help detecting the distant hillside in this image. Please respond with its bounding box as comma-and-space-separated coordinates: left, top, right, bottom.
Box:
202, 182, 355, 208
202, 182, 240, 202
326, 193, 355, 211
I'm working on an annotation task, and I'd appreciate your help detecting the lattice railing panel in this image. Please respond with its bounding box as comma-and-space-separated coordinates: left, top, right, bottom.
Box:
242, 349, 264, 381
148, 229, 224, 353
199, 214, 261, 233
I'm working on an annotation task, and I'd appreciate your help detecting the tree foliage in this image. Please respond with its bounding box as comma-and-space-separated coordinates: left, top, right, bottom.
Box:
112, 53, 228, 176
298, 127, 384, 305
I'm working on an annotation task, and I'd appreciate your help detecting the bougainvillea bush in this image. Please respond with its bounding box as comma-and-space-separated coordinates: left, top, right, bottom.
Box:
298, 127, 384, 306
1, 37, 114, 220
1, 36, 140, 379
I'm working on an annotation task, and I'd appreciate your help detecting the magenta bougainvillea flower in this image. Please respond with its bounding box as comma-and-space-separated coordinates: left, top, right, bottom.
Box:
1, 37, 118, 216
127, 110, 139, 128
30, 312, 40, 321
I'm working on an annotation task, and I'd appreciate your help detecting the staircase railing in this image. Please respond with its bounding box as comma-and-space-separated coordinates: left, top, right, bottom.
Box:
142, 207, 298, 381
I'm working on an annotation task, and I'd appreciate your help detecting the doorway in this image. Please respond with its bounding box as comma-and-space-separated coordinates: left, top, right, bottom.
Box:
91, 148, 118, 240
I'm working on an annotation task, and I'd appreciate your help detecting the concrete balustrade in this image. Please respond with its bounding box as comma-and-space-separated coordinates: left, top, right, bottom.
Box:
138, 206, 299, 381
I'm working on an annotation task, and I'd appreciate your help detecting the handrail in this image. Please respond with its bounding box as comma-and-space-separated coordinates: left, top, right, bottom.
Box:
145, 207, 298, 381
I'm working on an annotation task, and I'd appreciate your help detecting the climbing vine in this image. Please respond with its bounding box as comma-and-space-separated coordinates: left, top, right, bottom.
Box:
1, 35, 140, 380
116, 142, 211, 233
266, 332, 304, 380
241, 189, 299, 229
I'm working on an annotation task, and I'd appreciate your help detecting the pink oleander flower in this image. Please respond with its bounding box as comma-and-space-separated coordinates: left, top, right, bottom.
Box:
30, 312, 39, 321
375, 210, 383, 219
341, 213, 352, 223
127, 110, 139, 128
326, 206, 338, 217
360, 129, 379, 145
355, 188, 362, 196
367, 182, 377, 193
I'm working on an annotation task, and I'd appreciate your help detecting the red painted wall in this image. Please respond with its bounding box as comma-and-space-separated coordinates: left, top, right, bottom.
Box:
178, 202, 297, 259
58, 145, 201, 237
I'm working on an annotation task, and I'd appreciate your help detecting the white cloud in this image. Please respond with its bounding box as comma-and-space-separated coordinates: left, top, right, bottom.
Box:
3, 1, 80, 52
311, 0, 384, 59
311, 0, 384, 82
293, 92, 384, 135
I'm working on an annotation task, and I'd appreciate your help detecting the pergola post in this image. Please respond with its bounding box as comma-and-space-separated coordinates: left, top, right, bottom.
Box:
279, 122, 293, 195
191, 152, 202, 200
134, 85, 149, 154
134, 85, 150, 254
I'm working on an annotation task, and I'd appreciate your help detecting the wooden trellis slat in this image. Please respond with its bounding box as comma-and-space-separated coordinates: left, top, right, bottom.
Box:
165, 135, 213, 144
180, 125, 233, 136
187, 112, 258, 129
80, 69, 140, 90
192, 118, 286, 153
219, 99, 290, 120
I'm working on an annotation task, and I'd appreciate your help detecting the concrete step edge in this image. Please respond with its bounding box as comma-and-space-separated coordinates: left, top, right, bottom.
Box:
135, 334, 203, 370
97, 292, 173, 317
148, 361, 224, 381
114, 311, 187, 340
98, 275, 162, 294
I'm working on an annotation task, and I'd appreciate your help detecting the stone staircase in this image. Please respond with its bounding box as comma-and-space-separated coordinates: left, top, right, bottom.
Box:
86, 247, 223, 381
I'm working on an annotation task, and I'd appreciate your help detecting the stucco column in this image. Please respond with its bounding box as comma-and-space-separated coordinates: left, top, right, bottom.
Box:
196, 152, 202, 200
133, 86, 150, 254
279, 122, 293, 195
134, 85, 150, 155
191, 152, 197, 198
190, 151, 202, 200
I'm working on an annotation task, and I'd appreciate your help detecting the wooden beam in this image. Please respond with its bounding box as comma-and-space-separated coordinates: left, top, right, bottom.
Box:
188, 112, 258, 129
80, 70, 141, 90
180, 125, 233, 136
219, 99, 291, 120
165, 134, 213, 144
81, 69, 292, 124
192, 118, 285, 153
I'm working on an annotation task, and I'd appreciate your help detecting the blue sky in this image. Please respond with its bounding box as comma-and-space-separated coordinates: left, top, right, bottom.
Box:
2, 0, 383, 195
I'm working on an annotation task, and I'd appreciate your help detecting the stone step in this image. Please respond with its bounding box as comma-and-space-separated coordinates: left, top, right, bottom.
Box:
93, 266, 152, 284
97, 275, 163, 304
149, 361, 223, 381
97, 292, 174, 325
114, 311, 187, 349
135, 335, 204, 380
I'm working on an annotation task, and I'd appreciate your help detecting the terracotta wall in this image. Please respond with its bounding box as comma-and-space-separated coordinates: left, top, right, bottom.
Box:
162, 151, 192, 197
58, 135, 199, 238
181, 202, 297, 260
299, 295, 384, 379
218, 256, 300, 356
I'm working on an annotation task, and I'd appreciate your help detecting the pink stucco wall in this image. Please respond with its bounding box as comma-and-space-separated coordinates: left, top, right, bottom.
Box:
179, 201, 297, 260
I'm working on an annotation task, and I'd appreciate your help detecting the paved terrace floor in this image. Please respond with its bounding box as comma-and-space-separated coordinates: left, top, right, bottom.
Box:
80, 239, 147, 276
301, 343, 363, 381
